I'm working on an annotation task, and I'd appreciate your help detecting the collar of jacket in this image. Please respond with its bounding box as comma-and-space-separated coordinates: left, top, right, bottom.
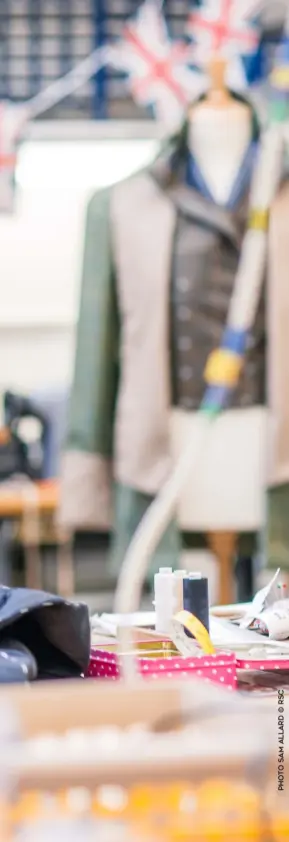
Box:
150, 92, 260, 249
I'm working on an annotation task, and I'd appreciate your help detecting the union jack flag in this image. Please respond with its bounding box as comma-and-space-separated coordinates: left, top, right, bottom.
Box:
109, 0, 206, 130
187, 0, 263, 63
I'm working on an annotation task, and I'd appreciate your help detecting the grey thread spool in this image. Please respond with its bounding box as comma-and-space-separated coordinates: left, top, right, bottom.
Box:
183, 573, 209, 634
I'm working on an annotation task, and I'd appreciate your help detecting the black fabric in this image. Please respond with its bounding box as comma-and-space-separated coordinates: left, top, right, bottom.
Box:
0, 430, 30, 482
169, 209, 266, 410
0, 586, 90, 684
0, 639, 38, 682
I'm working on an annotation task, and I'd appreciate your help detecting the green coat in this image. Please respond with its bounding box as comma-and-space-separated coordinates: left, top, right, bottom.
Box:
59, 135, 289, 574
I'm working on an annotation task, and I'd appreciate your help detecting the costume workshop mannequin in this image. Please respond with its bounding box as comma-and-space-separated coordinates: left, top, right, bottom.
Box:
169, 58, 266, 602
60, 50, 289, 604
59, 64, 266, 604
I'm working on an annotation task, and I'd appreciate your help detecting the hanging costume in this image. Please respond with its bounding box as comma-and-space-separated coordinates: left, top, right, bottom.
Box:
59, 102, 289, 573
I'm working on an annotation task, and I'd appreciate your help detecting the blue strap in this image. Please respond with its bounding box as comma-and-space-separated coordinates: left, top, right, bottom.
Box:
201, 384, 233, 411
186, 141, 257, 210
221, 327, 247, 355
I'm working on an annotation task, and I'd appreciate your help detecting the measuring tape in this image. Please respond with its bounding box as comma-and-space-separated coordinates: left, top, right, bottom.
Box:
171, 610, 215, 656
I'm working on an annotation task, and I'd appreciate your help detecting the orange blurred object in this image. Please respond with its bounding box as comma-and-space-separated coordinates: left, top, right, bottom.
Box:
0, 479, 59, 519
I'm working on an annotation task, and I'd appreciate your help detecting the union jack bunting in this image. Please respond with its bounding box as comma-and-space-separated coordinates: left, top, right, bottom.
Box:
109, 0, 206, 130
187, 0, 262, 63
0, 103, 27, 213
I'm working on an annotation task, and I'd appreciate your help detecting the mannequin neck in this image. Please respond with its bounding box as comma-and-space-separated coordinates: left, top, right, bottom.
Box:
188, 98, 253, 206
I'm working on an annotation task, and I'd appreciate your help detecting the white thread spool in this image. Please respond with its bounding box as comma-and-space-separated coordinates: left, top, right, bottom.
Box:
173, 569, 187, 615
154, 568, 173, 635
154, 568, 186, 635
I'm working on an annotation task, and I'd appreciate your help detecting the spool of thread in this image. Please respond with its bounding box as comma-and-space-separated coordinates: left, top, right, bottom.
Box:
173, 569, 187, 615
183, 573, 209, 634
154, 568, 186, 635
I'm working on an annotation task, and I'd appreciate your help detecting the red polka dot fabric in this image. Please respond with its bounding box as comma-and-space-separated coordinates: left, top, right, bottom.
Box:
85, 649, 237, 690
236, 656, 289, 672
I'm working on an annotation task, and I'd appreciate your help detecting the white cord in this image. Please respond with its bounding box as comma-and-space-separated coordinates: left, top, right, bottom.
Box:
26, 46, 113, 121
115, 416, 213, 618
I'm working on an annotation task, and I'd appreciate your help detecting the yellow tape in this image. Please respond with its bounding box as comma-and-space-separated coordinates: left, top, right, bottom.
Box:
172, 610, 215, 655
248, 209, 269, 231
204, 349, 243, 388
271, 66, 289, 90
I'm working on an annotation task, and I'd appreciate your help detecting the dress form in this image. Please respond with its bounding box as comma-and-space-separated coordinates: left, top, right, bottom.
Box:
170, 59, 267, 603
188, 59, 252, 205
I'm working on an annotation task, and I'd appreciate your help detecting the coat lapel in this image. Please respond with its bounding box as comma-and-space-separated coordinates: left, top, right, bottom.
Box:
151, 125, 251, 248
167, 183, 242, 247
111, 173, 176, 491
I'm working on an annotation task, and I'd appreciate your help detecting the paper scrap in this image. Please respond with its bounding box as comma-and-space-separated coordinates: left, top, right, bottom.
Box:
248, 600, 289, 641
240, 569, 281, 628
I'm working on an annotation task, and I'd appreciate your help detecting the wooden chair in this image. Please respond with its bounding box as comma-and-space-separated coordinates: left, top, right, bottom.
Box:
207, 531, 237, 605
0, 480, 75, 597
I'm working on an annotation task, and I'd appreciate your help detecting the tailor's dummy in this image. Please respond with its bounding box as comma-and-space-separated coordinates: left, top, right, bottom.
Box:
169, 59, 266, 601
60, 58, 270, 604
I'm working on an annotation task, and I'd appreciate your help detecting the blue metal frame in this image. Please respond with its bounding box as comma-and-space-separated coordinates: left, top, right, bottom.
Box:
93, 0, 107, 118
28, 0, 42, 96
59, 0, 72, 78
